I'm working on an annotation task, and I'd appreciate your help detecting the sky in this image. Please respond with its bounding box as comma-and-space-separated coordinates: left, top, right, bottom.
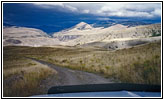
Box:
33, 2, 161, 18
3, 2, 161, 34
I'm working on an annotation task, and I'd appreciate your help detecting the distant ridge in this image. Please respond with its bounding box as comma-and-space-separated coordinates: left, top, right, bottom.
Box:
52, 22, 161, 49
3, 22, 161, 50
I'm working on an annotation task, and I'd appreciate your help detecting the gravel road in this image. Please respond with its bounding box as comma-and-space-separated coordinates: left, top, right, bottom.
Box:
29, 58, 113, 94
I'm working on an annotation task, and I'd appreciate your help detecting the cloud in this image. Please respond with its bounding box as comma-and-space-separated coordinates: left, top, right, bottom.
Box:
97, 18, 110, 20
82, 10, 90, 13
33, 2, 64, 8
64, 5, 78, 12
97, 3, 161, 18
152, 8, 161, 16
33, 2, 78, 12
32, 3, 161, 18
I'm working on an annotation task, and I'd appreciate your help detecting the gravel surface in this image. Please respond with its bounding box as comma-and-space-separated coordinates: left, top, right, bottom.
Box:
29, 58, 113, 94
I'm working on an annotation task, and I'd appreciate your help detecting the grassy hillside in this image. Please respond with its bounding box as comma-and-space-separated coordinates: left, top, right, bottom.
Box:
28, 41, 161, 85
3, 48, 57, 97
3, 41, 161, 96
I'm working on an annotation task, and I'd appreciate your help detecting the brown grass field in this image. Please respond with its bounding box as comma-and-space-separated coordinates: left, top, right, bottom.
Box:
3, 41, 161, 97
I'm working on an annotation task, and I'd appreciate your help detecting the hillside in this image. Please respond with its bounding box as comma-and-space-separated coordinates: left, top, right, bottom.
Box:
53, 22, 161, 49
3, 23, 161, 50
3, 27, 60, 47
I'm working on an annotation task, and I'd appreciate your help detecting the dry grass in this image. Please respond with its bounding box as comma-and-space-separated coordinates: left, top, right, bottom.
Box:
26, 41, 161, 85
3, 52, 57, 97
3, 41, 161, 96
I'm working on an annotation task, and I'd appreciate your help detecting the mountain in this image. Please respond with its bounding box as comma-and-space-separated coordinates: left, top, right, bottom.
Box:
53, 22, 161, 49
53, 22, 103, 41
105, 24, 128, 30
74, 22, 93, 30
92, 20, 150, 28
3, 26, 60, 47
53, 22, 94, 34
3, 22, 161, 50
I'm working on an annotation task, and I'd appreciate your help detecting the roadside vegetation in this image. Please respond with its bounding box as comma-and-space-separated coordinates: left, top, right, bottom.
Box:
27, 41, 161, 85
3, 40, 161, 96
3, 48, 57, 97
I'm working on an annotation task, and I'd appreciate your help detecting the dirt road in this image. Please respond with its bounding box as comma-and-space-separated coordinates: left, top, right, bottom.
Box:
29, 58, 113, 94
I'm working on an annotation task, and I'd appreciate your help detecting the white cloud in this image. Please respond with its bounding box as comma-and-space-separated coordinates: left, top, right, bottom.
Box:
97, 18, 110, 20
64, 5, 78, 12
33, 2, 64, 7
32, 3, 161, 18
97, 3, 161, 18
152, 8, 161, 16
82, 10, 90, 13
33, 2, 78, 12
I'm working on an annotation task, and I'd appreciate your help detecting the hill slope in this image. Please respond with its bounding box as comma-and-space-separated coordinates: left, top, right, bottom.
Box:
3, 27, 60, 47
3, 23, 161, 49
53, 22, 161, 49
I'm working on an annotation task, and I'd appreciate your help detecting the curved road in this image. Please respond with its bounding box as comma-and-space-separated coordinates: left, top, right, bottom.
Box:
28, 58, 113, 94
